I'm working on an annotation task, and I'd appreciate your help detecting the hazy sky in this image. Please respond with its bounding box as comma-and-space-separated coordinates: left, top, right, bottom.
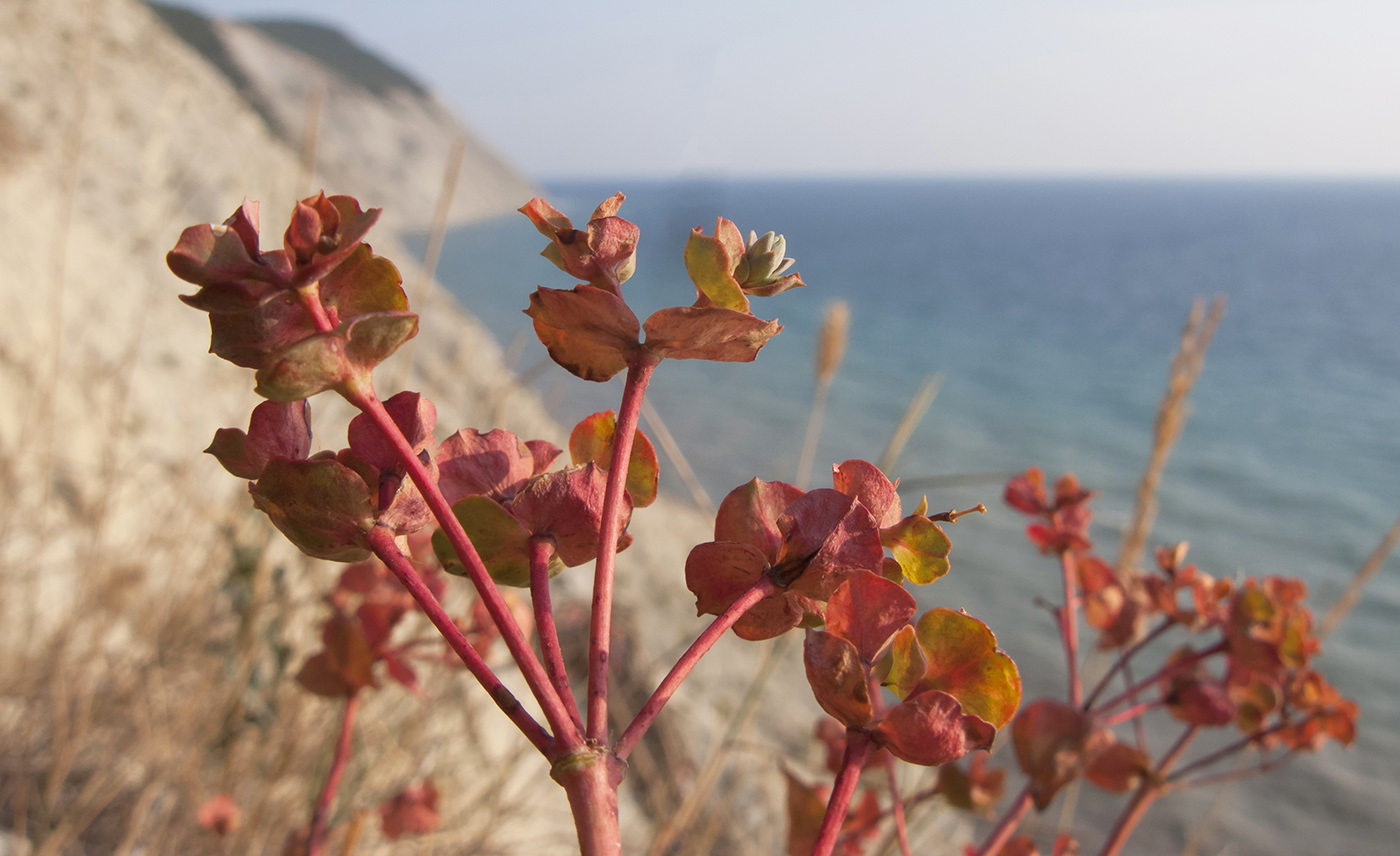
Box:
176, 0, 1400, 179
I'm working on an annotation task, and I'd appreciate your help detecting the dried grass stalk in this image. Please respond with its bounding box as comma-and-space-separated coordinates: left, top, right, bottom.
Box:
1319, 512, 1400, 639
1115, 295, 1225, 576
796, 300, 850, 488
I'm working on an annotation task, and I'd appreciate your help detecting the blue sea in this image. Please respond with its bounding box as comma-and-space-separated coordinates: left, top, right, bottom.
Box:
416, 179, 1400, 855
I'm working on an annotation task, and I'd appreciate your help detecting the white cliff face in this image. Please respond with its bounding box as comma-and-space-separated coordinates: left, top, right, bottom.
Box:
163, 7, 540, 234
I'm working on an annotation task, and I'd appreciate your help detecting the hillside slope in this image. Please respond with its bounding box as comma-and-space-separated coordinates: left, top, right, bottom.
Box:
147, 2, 539, 232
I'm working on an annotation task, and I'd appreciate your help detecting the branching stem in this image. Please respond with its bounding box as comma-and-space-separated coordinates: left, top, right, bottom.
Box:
306, 692, 359, 856
811, 729, 875, 856
366, 526, 553, 755
614, 575, 780, 760
587, 353, 659, 744
531, 536, 583, 732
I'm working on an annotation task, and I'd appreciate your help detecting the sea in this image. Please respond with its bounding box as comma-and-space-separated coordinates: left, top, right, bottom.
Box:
412, 179, 1400, 855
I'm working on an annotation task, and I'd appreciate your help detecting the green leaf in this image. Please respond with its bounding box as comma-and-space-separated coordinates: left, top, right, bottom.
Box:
251, 458, 373, 561
912, 608, 1021, 729
343, 311, 419, 373
321, 243, 408, 317
254, 330, 349, 401
803, 629, 873, 729
881, 514, 952, 585
432, 495, 546, 588
683, 227, 749, 312
567, 410, 659, 508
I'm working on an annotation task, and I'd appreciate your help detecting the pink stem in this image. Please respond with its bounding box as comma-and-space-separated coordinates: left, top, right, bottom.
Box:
1170, 749, 1299, 790
587, 353, 659, 744
531, 536, 583, 732
1091, 640, 1227, 715
1059, 550, 1083, 707
812, 730, 875, 856
1099, 700, 1159, 728
296, 282, 336, 333
366, 526, 553, 755
306, 692, 359, 856
882, 742, 913, 856
866, 673, 912, 856
348, 387, 581, 750
613, 575, 779, 760
1096, 725, 1197, 856
555, 750, 626, 856
973, 787, 1033, 856
1082, 618, 1174, 709
1165, 722, 1286, 782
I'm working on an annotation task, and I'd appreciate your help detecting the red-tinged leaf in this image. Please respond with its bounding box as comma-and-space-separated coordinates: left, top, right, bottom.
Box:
584, 215, 640, 288
642, 305, 781, 363
432, 495, 539, 587
525, 439, 563, 474
1167, 675, 1235, 726
684, 225, 749, 311
520, 197, 573, 237
714, 477, 805, 561
168, 220, 266, 289
343, 311, 418, 373
1232, 679, 1279, 733
568, 410, 660, 508
197, 794, 241, 836
525, 285, 640, 381
338, 560, 385, 595
356, 601, 401, 652
512, 463, 627, 567
881, 514, 952, 585
251, 458, 373, 562
205, 400, 312, 480
205, 287, 315, 369
775, 489, 885, 601
1083, 732, 1149, 792
911, 608, 1021, 729
379, 779, 439, 840
318, 242, 408, 319
288, 194, 382, 286
874, 690, 996, 767
284, 198, 322, 263
785, 771, 829, 856
685, 541, 810, 640
347, 391, 437, 473
438, 428, 543, 503
882, 624, 928, 700
937, 752, 1006, 814
833, 459, 902, 528
295, 651, 355, 697
825, 572, 916, 663
1004, 468, 1047, 516
803, 630, 874, 729
323, 613, 377, 692
1011, 699, 1091, 809
252, 322, 358, 401
383, 651, 422, 696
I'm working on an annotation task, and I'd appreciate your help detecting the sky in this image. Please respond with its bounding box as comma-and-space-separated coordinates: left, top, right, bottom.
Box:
175, 0, 1400, 179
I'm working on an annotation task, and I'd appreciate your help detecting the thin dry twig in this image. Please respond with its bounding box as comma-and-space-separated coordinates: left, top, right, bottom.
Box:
876, 372, 943, 475
297, 84, 325, 197
1116, 295, 1225, 576
641, 398, 714, 516
796, 300, 850, 489
391, 133, 468, 392
1319, 512, 1400, 639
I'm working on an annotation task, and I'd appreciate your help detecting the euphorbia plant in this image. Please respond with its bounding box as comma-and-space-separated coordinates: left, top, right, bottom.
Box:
170, 192, 1017, 855
169, 192, 1354, 856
